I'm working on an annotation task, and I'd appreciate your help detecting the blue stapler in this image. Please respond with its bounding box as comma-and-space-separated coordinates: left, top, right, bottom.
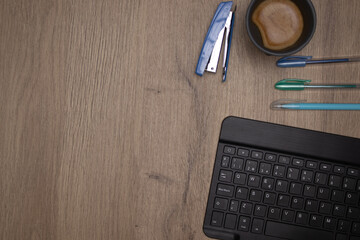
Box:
195, 1, 236, 82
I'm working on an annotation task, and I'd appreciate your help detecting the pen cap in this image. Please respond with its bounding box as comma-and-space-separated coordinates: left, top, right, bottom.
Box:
275, 79, 311, 90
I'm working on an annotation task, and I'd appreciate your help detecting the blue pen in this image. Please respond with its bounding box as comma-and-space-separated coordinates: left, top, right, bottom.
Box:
277, 56, 360, 68
271, 99, 360, 110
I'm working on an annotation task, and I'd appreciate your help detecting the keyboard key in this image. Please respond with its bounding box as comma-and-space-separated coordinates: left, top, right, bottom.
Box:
303, 185, 316, 197
293, 158, 304, 167
259, 162, 271, 175
234, 172, 246, 185
343, 178, 357, 191
245, 160, 258, 173
315, 172, 327, 185
268, 207, 281, 220
219, 170, 232, 182
289, 182, 302, 195
224, 214, 237, 229
348, 168, 359, 177
265, 153, 276, 162
221, 156, 230, 167
295, 212, 308, 225
350, 237, 360, 240
291, 197, 304, 209
337, 234, 347, 240
300, 170, 313, 182
332, 190, 345, 202
320, 163, 331, 171
329, 175, 342, 188
248, 175, 260, 187
254, 204, 267, 217
236, 187, 248, 200
333, 204, 346, 217
282, 209, 295, 222
309, 214, 323, 227
338, 220, 350, 232
306, 161, 317, 169
348, 207, 360, 219
251, 151, 263, 160
224, 146, 235, 155
229, 200, 239, 212
238, 216, 250, 231
287, 167, 299, 180
231, 158, 244, 170
324, 217, 336, 230
251, 218, 264, 234
279, 156, 290, 164
305, 199, 318, 212
264, 192, 276, 205
278, 194, 290, 207
317, 187, 330, 200
358, 180, 360, 191
211, 211, 223, 226
265, 221, 333, 239
214, 197, 228, 210
276, 179, 288, 193
237, 148, 249, 157
273, 165, 286, 177
352, 222, 360, 235
345, 192, 359, 205
319, 202, 332, 215
261, 178, 274, 190
334, 165, 345, 174
249, 189, 262, 202
217, 184, 234, 197
240, 202, 253, 215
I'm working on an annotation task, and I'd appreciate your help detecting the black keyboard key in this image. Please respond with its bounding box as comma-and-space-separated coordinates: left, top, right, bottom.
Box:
358, 180, 360, 191
348, 168, 359, 177
234, 172, 246, 185
240, 202, 253, 215
295, 212, 308, 225
229, 200, 239, 212
338, 220, 351, 232
315, 172, 327, 185
332, 190, 345, 202
337, 234, 347, 240
290, 182, 302, 195
324, 217, 337, 230
214, 197, 228, 210
333, 204, 346, 217
279, 156, 290, 164
251, 218, 264, 234
329, 175, 342, 188
224, 214, 237, 229
320, 163, 331, 171
254, 204, 267, 217
278, 194, 290, 207
334, 166, 345, 174
259, 162, 271, 175
309, 214, 323, 227
261, 177, 274, 190
344, 178, 357, 191
231, 158, 244, 170
300, 170, 313, 182
249, 189, 262, 202
264, 192, 276, 205
238, 216, 250, 231
248, 175, 260, 187
350, 237, 360, 240
273, 165, 286, 177
348, 207, 360, 219
276, 179, 288, 193
265, 153, 276, 162
287, 167, 299, 180
303, 185, 316, 197
245, 160, 258, 173
251, 151, 263, 160
236, 187, 248, 200
291, 197, 304, 209
282, 209, 295, 222
221, 156, 230, 167
305, 199, 318, 212
237, 148, 249, 157
268, 207, 281, 220
293, 158, 304, 167
306, 161, 317, 169
219, 170, 232, 182
319, 202, 332, 215
217, 184, 234, 197
265, 221, 333, 239
224, 146, 235, 155
346, 192, 359, 205
352, 222, 360, 235
317, 187, 330, 200
211, 211, 223, 226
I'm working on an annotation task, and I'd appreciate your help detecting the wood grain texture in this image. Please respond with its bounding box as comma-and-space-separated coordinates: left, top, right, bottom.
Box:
0, 0, 359, 239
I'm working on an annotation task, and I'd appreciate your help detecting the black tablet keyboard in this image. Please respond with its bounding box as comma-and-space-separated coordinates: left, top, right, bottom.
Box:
203, 117, 360, 240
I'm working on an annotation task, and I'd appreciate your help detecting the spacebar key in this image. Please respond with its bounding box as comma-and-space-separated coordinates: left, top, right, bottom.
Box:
265, 221, 333, 240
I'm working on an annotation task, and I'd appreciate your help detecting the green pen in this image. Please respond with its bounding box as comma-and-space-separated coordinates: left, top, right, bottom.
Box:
275, 79, 360, 91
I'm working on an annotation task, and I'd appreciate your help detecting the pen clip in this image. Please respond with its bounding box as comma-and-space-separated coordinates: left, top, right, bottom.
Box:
276, 56, 313, 68
278, 79, 312, 84
270, 99, 307, 109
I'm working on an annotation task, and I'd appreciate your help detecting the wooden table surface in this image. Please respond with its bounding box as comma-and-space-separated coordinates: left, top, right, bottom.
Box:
1, 0, 359, 239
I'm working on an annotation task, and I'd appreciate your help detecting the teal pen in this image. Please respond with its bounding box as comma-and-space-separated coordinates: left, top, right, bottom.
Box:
271, 99, 360, 110
275, 79, 360, 91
